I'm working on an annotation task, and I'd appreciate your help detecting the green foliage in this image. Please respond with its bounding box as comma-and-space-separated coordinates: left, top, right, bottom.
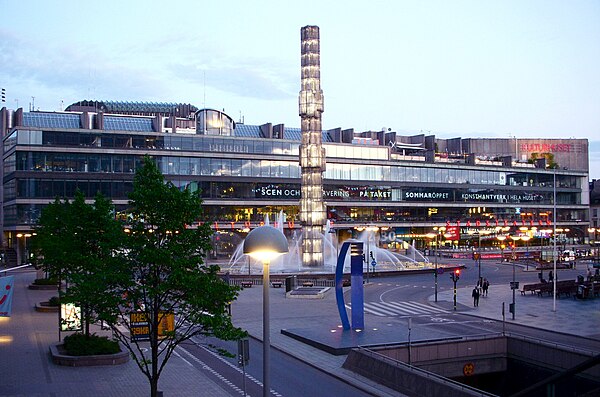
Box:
47, 296, 60, 306
33, 190, 125, 336
34, 156, 245, 397
63, 333, 120, 356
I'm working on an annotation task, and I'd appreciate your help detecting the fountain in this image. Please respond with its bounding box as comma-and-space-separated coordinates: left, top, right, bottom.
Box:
225, 212, 433, 274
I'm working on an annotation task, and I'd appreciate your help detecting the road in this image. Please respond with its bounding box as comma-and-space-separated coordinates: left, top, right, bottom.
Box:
174, 336, 374, 397
360, 258, 598, 351
173, 257, 597, 396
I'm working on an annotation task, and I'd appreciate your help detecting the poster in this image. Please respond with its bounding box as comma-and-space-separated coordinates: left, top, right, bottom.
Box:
0, 276, 15, 317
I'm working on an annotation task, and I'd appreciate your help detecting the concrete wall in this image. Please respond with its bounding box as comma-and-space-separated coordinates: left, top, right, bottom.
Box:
507, 337, 600, 380
343, 348, 497, 397
378, 337, 507, 378
343, 335, 600, 396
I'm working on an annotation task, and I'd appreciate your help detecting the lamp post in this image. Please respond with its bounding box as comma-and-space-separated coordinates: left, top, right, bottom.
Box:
328, 228, 338, 255
16, 233, 34, 265
363, 226, 379, 284
243, 226, 289, 397
425, 230, 440, 302
468, 229, 491, 283
588, 228, 598, 263
497, 235, 507, 263
509, 235, 521, 320
521, 235, 531, 270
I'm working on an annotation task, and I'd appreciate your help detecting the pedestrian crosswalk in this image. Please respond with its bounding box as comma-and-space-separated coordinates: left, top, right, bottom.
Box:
346, 300, 448, 317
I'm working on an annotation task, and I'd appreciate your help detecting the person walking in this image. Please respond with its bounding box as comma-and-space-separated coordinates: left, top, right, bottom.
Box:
482, 279, 489, 297
472, 286, 480, 307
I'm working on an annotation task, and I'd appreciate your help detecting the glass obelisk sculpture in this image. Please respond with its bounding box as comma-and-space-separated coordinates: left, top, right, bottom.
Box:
299, 25, 326, 267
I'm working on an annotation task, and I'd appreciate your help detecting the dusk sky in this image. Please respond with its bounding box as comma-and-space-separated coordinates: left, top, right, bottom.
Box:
1, 0, 599, 178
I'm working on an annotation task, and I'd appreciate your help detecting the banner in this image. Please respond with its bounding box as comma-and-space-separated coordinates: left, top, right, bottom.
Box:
0, 276, 15, 317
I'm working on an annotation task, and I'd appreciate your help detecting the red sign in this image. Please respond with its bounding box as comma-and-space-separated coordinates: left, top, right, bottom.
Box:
520, 143, 572, 153
445, 226, 460, 241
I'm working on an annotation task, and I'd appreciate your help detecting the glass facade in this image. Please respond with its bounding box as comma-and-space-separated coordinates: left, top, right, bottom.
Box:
1, 110, 590, 257
196, 109, 235, 136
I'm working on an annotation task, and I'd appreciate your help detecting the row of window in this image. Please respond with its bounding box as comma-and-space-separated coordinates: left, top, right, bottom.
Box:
6, 178, 581, 207
5, 202, 588, 228
7, 129, 390, 161
6, 151, 582, 188
6, 129, 300, 156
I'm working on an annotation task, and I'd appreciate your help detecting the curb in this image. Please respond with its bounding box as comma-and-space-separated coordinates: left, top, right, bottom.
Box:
49, 344, 130, 367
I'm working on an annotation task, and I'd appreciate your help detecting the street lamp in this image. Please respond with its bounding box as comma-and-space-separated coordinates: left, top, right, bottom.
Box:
497, 235, 507, 263
521, 235, 531, 270
362, 226, 379, 283
509, 235, 521, 320
16, 233, 34, 265
588, 228, 598, 263
468, 229, 491, 283
243, 226, 289, 397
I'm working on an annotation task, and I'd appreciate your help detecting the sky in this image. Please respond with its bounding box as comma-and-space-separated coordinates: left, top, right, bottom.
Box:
1, 0, 599, 178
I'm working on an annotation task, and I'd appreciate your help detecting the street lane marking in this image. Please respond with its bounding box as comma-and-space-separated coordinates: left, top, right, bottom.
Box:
379, 302, 422, 315
176, 345, 251, 396
347, 301, 449, 317
188, 337, 284, 397
400, 300, 447, 313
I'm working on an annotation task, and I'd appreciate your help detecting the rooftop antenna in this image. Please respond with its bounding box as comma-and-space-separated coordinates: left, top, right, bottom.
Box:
31, 96, 35, 111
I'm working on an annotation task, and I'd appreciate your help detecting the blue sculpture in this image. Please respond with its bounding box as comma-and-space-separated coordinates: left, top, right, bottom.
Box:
335, 240, 364, 330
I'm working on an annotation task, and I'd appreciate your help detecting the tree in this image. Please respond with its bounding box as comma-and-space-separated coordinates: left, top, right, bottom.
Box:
97, 157, 245, 397
34, 190, 122, 336
34, 158, 245, 397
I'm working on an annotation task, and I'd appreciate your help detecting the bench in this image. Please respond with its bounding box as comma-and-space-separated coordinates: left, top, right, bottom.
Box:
241, 281, 253, 288
537, 283, 553, 296
556, 283, 577, 297
521, 284, 540, 295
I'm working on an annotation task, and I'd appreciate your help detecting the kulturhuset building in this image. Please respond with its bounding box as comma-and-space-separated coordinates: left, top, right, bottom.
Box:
0, 102, 590, 264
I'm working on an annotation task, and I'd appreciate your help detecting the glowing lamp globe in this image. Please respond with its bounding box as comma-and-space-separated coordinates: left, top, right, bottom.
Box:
243, 226, 289, 263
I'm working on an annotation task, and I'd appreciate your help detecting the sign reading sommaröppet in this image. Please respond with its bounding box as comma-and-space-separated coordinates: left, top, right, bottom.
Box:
0, 276, 15, 317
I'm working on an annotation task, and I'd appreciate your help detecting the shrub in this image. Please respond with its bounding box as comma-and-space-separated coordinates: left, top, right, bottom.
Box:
47, 296, 60, 306
63, 333, 120, 356
33, 278, 58, 286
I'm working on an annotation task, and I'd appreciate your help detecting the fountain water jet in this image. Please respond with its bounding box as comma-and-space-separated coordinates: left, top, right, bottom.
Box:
226, 213, 432, 274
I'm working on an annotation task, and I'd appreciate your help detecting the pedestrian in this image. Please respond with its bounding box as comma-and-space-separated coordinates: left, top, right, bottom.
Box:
548, 271, 554, 283
482, 279, 489, 297
472, 286, 480, 307
587, 267, 593, 282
